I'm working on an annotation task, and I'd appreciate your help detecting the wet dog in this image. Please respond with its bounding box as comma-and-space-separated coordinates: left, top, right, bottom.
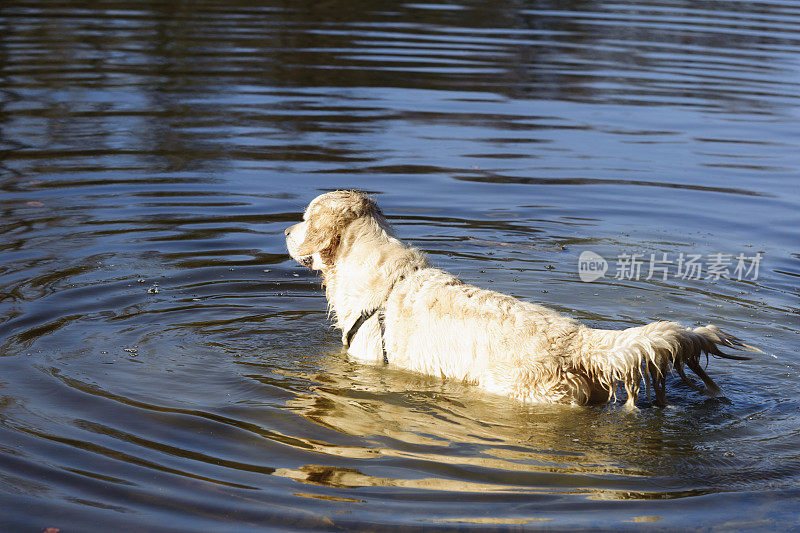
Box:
285, 190, 756, 406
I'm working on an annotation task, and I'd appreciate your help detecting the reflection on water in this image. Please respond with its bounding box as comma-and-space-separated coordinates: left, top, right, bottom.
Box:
1, 0, 800, 530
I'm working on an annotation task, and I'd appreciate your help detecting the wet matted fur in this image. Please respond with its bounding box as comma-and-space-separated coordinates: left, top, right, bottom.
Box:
285, 190, 758, 407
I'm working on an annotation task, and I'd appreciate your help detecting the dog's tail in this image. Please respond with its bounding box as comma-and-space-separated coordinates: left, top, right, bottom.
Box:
577, 321, 759, 407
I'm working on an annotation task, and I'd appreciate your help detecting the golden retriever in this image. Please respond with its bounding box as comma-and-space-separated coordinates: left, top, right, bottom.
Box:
285, 190, 756, 407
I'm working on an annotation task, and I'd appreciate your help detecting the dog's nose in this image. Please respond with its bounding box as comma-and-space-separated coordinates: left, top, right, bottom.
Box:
284, 227, 291, 236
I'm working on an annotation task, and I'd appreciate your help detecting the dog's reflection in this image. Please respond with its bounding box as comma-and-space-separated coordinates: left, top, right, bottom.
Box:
271, 350, 709, 497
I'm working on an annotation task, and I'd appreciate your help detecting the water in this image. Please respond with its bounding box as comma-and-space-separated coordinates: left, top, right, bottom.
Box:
1, 0, 799, 530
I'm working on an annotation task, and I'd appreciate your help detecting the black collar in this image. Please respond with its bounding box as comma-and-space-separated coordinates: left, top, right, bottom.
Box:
344, 307, 388, 364
343, 273, 413, 365
345, 307, 379, 347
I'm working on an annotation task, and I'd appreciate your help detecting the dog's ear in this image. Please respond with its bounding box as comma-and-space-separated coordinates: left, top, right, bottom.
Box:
296, 191, 379, 263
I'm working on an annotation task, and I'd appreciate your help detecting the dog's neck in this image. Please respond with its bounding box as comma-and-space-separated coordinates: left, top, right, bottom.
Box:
321, 219, 427, 334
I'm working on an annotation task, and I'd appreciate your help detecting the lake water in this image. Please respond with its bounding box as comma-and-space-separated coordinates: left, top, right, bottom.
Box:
1, 0, 799, 530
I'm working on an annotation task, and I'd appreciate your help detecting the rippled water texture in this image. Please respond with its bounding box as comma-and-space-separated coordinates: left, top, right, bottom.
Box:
1, 1, 799, 530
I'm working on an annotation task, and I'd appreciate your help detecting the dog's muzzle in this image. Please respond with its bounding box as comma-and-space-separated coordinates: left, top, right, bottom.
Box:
285, 223, 314, 268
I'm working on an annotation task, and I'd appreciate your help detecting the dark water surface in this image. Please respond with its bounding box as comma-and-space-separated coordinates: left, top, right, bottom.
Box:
1, 0, 799, 530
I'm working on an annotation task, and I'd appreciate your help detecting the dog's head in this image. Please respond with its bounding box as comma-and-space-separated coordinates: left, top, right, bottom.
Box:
285, 190, 383, 270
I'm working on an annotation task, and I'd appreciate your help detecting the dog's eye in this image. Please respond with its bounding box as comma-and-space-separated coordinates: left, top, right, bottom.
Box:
301, 256, 313, 267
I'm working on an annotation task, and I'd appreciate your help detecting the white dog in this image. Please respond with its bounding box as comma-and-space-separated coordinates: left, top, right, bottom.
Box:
285, 190, 756, 407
